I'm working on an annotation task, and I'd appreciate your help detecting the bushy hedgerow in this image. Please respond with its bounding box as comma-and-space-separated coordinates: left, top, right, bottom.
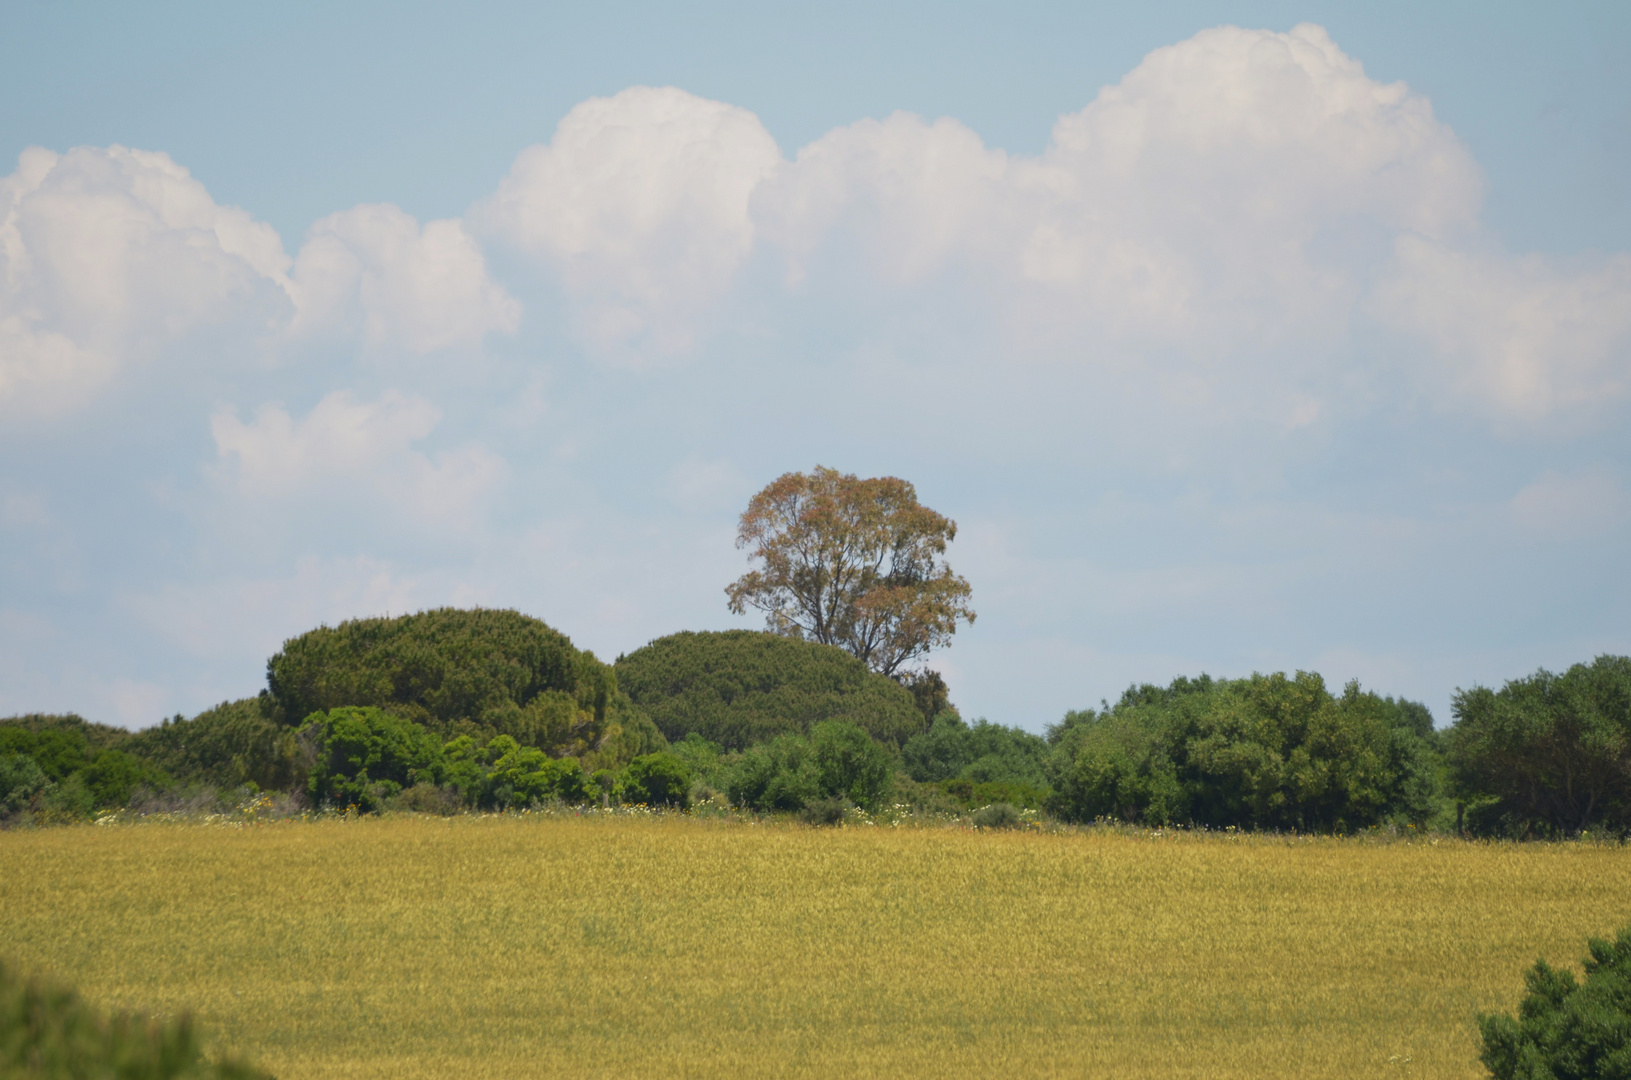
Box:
1478, 925, 1631, 1079
621, 752, 693, 807
902, 714, 1051, 790
302, 706, 449, 812
0, 958, 269, 1079
266, 608, 634, 756
726, 720, 894, 812
484, 735, 595, 807
613, 630, 922, 750
0, 715, 170, 819
123, 697, 305, 794
1449, 655, 1631, 837
1045, 672, 1443, 831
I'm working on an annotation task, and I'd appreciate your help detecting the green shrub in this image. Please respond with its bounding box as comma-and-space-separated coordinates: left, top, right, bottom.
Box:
620, 752, 692, 807
0, 717, 168, 815
727, 735, 822, 812
971, 802, 1023, 829
123, 697, 306, 793
800, 796, 849, 826
485, 736, 594, 807
0, 754, 48, 817
809, 720, 893, 810
302, 706, 448, 812
0, 724, 97, 785
1046, 672, 1442, 831
1449, 655, 1631, 837
0, 958, 269, 1078
267, 607, 621, 754
1478, 925, 1631, 1079
902, 714, 1052, 798
613, 630, 922, 750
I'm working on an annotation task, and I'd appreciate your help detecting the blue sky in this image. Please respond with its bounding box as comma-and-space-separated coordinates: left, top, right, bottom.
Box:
2, 1, 1628, 730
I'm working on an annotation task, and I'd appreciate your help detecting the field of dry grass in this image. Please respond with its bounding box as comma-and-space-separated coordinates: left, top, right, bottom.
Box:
2, 814, 1628, 1079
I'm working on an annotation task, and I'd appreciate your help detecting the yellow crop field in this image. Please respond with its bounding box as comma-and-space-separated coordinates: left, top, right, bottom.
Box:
2, 816, 1627, 1079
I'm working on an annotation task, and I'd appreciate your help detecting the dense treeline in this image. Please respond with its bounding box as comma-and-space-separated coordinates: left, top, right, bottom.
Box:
1044, 673, 1441, 831
1, 606, 1626, 837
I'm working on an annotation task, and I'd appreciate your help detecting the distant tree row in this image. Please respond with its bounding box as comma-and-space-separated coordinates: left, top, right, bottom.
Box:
2, 606, 1627, 836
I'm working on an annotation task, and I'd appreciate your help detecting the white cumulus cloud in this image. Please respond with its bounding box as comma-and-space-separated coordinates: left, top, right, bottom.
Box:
0, 145, 291, 413
287, 203, 520, 354
758, 22, 1483, 353
474, 85, 782, 356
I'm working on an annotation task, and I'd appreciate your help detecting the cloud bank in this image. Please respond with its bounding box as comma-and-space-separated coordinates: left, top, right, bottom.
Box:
6, 23, 1628, 426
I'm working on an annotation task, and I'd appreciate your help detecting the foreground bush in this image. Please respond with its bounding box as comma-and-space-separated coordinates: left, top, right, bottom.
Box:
614, 631, 921, 750
1450, 655, 1631, 837
1046, 672, 1442, 831
1478, 925, 1631, 1079
0, 959, 268, 1079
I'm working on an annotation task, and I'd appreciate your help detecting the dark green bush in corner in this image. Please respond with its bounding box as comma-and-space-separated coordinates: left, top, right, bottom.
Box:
0, 959, 269, 1079
1478, 925, 1631, 1079
613, 630, 921, 750
1450, 655, 1631, 838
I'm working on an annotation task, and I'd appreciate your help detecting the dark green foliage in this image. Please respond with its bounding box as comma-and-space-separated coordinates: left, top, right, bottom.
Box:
302, 706, 449, 812
939, 777, 1050, 811
728, 735, 823, 812
897, 669, 953, 731
726, 722, 894, 813
0, 755, 49, 816
77, 750, 166, 810
667, 733, 730, 791
1478, 925, 1631, 1079
123, 697, 306, 793
486, 736, 594, 806
1450, 655, 1631, 837
971, 802, 1023, 829
0, 714, 133, 757
0, 959, 269, 1079
267, 608, 618, 753
620, 752, 692, 807
800, 796, 850, 825
809, 720, 893, 810
0, 716, 168, 816
613, 630, 922, 750
902, 714, 1051, 791
0, 723, 99, 785
1046, 672, 1442, 831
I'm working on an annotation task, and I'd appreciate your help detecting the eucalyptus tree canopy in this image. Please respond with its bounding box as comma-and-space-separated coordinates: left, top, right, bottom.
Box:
725, 466, 975, 676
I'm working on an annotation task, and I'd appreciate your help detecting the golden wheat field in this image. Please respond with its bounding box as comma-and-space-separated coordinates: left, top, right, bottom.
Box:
1, 815, 1628, 1080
